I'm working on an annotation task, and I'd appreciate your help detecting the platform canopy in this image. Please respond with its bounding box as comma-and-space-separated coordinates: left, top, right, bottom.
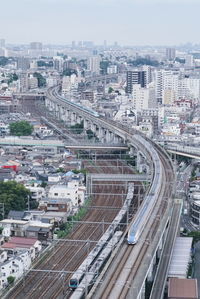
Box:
168, 237, 193, 278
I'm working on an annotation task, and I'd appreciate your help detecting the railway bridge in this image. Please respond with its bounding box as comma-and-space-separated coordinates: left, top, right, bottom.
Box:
3, 87, 176, 299
43, 86, 175, 299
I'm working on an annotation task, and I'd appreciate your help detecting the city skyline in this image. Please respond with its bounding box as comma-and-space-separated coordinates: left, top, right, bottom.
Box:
0, 0, 200, 46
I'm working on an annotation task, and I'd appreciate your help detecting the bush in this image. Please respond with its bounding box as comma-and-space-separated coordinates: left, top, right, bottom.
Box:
7, 276, 15, 284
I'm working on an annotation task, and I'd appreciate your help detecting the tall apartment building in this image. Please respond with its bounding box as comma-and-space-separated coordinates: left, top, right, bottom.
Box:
132, 84, 156, 110
126, 70, 147, 94
166, 48, 176, 61
185, 55, 194, 67
19, 73, 28, 92
87, 56, 101, 75
17, 57, 30, 71
155, 70, 179, 104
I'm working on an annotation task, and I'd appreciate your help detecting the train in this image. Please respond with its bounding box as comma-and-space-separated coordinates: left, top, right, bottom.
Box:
50, 86, 100, 118
127, 136, 162, 244
69, 184, 134, 290
70, 231, 123, 299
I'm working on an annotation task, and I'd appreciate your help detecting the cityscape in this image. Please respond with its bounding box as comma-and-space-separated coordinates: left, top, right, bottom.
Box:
0, 1, 200, 299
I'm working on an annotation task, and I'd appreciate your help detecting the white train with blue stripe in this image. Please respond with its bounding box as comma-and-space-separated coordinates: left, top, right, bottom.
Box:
70, 231, 123, 299
69, 184, 134, 289
127, 136, 162, 244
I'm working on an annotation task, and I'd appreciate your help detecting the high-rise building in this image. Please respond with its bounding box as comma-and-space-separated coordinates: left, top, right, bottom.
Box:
126, 70, 147, 94
19, 73, 28, 92
87, 56, 101, 75
132, 84, 156, 110
185, 55, 194, 67
54, 57, 64, 72
17, 57, 30, 71
166, 48, 176, 61
0, 39, 5, 48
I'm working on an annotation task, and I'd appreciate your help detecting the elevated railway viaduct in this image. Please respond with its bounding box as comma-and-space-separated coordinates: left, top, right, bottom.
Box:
43, 86, 176, 299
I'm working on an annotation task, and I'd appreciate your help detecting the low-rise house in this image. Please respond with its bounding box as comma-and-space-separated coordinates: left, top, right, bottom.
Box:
26, 186, 45, 201
8, 211, 26, 221
0, 250, 31, 290
26, 222, 53, 241
48, 173, 62, 183
0, 237, 41, 260
0, 219, 53, 241
0, 219, 29, 238
38, 198, 71, 213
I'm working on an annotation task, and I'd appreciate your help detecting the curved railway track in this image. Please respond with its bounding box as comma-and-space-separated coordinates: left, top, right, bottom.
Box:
6, 87, 175, 299
94, 143, 174, 299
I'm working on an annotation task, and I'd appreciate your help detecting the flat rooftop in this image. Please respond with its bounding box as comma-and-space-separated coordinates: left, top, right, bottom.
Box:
168, 277, 198, 299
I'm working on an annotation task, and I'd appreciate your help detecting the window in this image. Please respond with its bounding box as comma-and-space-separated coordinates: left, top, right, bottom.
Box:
54, 193, 58, 196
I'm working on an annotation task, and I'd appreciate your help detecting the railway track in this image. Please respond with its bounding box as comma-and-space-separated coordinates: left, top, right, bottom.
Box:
17, 90, 174, 298
94, 146, 174, 299
4, 160, 139, 299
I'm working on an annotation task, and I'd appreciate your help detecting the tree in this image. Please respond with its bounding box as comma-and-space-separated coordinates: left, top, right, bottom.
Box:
9, 120, 33, 136
0, 56, 9, 66
7, 276, 15, 284
0, 181, 30, 217
86, 129, 95, 140
108, 87, 114, 94
62, 69, 77, 77
70, 121, 84, 134
8, 73, 18, 84
33, 72, 46, 87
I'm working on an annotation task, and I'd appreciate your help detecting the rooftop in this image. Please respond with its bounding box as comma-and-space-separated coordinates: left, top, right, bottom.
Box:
168, 278, 198, 298
168, 237, 193, 278
1, 236, 38, 250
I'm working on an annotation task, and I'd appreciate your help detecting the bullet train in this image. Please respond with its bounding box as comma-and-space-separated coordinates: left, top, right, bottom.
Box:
127, 137, 162, 244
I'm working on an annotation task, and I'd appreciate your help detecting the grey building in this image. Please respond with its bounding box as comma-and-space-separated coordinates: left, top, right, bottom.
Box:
126, 70, 147, 94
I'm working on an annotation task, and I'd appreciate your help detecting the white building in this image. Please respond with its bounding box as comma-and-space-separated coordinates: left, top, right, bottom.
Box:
132, 84, 156, 110
28, 75, 38, 89
87, 56, 101, 75
107, 65, 117, 74
62, 74, 78, 96
185, 54, 194, 67
26, 186, 45, 201
178, 78, 200, 101
48, 182, 85, 207
0, 250, 31, 290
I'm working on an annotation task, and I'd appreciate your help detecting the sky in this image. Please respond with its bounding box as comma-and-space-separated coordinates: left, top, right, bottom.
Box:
0, 0, 199, 46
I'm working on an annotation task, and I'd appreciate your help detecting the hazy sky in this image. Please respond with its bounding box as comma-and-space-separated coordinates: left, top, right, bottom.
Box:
0, 0, 199, 45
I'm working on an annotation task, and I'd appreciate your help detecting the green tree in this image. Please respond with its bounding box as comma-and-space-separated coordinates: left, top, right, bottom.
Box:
7, 276, 15, 284
70, 121, 84, 134
62, 69, 77, 77
0, 56, 9, 66
8, 73, 18, 84
33, 72, 46, 87
9, 120, 33, 136
86, 129, 95, 139
0, 181, 30, 217
108, 87, 114, 94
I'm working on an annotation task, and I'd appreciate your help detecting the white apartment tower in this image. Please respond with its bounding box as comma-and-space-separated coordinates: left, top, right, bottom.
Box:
88, 56, 101, 75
